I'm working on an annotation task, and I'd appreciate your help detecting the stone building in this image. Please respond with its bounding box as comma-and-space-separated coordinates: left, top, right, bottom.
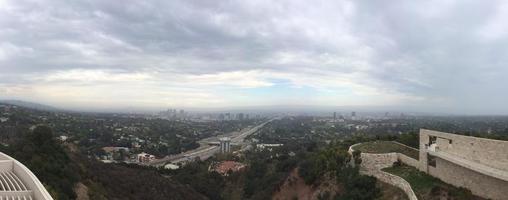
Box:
419, 129, 508, 200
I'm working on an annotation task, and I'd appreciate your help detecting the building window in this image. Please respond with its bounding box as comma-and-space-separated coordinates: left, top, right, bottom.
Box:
429, 136, 437, 145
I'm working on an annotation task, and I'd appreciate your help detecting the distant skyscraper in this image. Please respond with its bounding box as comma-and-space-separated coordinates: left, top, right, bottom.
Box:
178, 109, 186, 119
351, 111, 356, 120
159, 108, 178, 119
238, 113, 244, 120
333, 112, 337, 121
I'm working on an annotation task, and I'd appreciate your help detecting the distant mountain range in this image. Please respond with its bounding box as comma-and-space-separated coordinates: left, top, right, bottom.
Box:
0, 100, 60, 111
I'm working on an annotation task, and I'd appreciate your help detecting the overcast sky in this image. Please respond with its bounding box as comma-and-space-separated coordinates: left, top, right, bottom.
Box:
1, 0, 508, 113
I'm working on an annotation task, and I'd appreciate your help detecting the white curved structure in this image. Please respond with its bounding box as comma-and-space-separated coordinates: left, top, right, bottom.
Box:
0, 152, 53, 200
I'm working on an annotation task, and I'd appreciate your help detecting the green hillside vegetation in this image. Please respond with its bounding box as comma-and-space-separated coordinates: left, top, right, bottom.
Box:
297, 141, 381, 200
377, 181, 409, 200
161, 144, 302, 200
1, 125, 206, 200
383, 164, 484, 200
5, 126, 80, 199
160, 140, 382, 200
353, 141, 419, 159
81, 161, 207, 200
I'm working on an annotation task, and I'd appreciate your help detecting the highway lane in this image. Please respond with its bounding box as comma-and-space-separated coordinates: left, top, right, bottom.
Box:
147, 118, 274, 166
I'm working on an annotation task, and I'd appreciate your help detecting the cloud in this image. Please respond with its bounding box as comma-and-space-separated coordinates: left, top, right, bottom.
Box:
0, 0, 507, 113
40, 69, 152, 83
185, 70, 274, 88
0, 42, 34, 61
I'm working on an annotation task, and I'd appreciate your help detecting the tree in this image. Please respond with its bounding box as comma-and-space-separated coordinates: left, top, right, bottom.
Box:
352, 150, 362, 165
9, 125, 80, 200
337, 175, 380, 200
298, 159, 320, 185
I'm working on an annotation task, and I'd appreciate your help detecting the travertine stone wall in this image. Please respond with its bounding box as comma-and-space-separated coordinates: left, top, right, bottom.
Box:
428, 158, 508, 200
359, 153, 398, 170
351, 149, 418, 200
398, 154, 419, 168
419, 129, 508, 200
419, 133, 429, 172
362, 168, 418, 200
420, 129, 508, 171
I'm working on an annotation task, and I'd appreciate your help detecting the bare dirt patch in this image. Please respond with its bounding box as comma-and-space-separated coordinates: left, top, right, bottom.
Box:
272, 168, 342, 200
74, 182, 90, 200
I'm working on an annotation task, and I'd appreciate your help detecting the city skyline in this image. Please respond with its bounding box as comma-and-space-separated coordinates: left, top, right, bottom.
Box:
2, 0, 508, 114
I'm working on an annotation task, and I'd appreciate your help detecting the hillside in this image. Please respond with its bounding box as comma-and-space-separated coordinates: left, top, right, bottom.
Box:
0, 100, 59, 111
273, 168, 408, 200
273, 168, 343, 200
80, 160, 207, 200
1, 124, 207, 200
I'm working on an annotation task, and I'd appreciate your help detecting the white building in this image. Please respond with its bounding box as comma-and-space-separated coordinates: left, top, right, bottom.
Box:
219, 137, 231, 153
256, 144, 283, 151
164, 163, 180, 170
137, 152, 155, 163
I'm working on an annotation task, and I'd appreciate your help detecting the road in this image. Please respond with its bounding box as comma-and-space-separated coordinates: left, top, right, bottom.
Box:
147, 119, 274, 167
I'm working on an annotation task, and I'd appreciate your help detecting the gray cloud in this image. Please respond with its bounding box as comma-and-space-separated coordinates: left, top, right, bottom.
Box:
1, 0, 507, 113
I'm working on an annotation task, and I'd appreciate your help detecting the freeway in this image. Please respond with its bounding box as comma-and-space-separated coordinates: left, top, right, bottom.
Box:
147, 118, 274, 167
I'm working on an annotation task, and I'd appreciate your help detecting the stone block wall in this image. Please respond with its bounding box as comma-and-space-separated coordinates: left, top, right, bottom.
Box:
353, 150, 418, 200
359, 152, 398, 170
420, 129, 508, 171
428, 157, 508, 200
398, 154, 419, 168
363, 167, 418, 200
419, 129, 508, 200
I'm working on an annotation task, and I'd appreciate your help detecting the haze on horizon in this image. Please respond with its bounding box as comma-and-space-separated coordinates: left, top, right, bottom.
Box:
1, 0, 508, 114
